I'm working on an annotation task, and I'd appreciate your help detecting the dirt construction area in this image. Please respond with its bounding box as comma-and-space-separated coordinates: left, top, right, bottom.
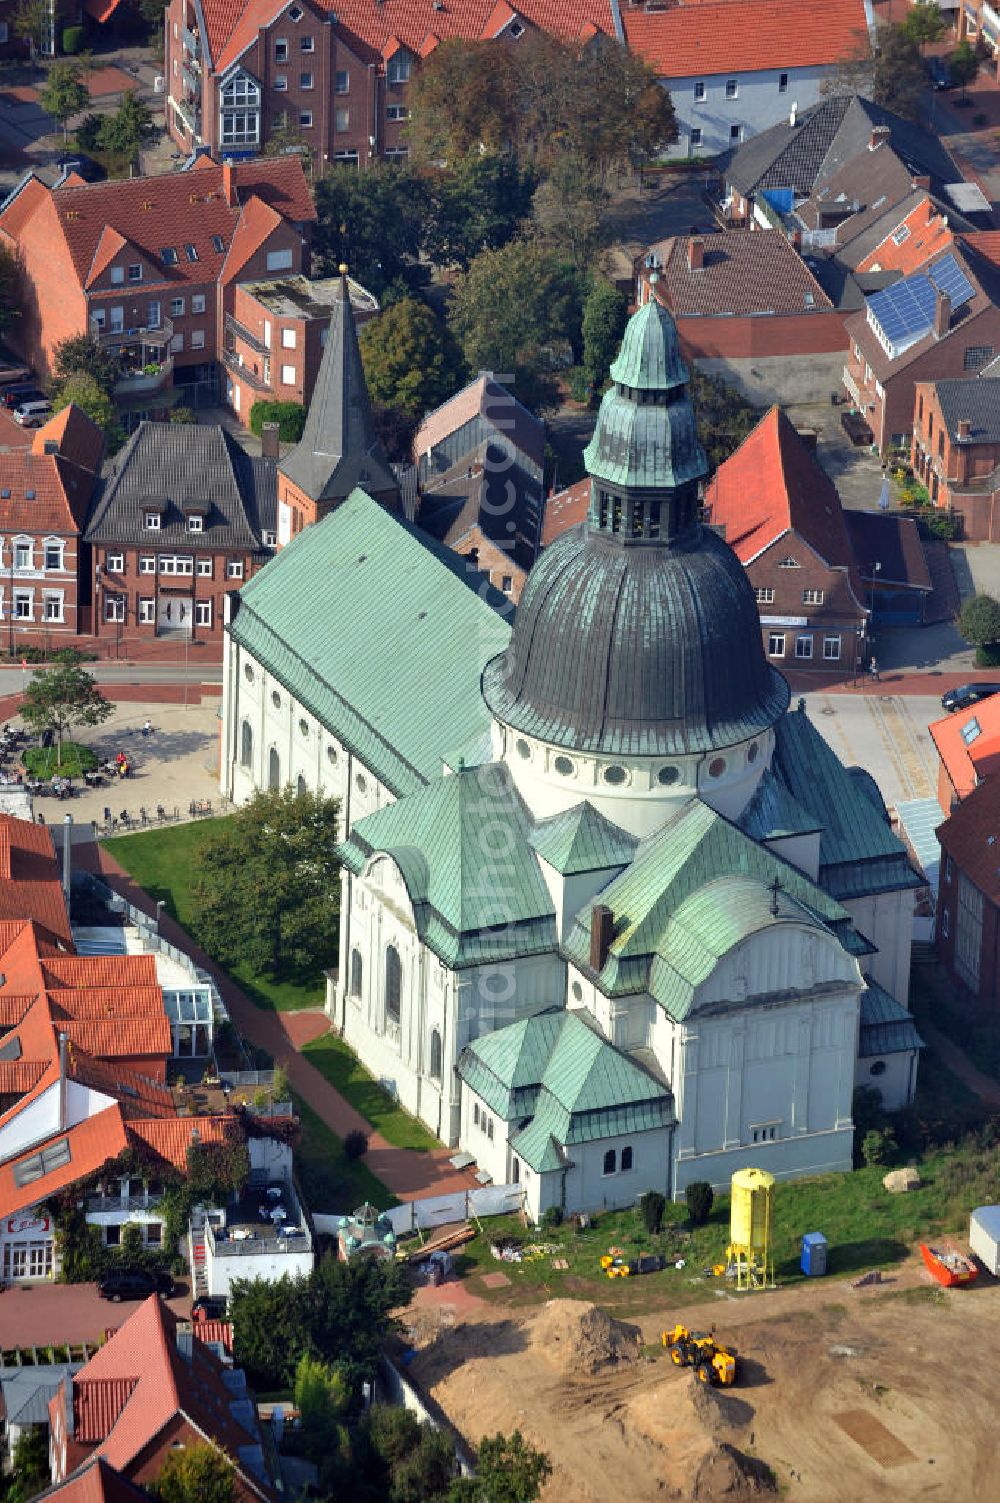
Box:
404, 1280, 1000, 1502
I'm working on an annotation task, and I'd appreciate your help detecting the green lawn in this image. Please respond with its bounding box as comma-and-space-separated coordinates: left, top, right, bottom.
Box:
302, 1034, 439, 1150
293, 1093, 396, 1213
102, 821, 324, 1012
24, 742, 97, 778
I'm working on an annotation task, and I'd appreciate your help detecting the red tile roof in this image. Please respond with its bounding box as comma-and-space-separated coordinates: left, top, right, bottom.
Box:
193, 1319, 235, 1356
0, 446, 101, 536
0, 816, 72, 945
31, 405, 106, 475
0, 175, 49, 243
541, 477, 590, 547
1, 159, 315, 293
623, 0, 869, 76
75, 1380, 140, 1443
0, 1060, 46, 1094
856, 195, 955, 276
937, 773, 1000, 901
38, 1457, 153, 1503
931, 695, 1000, 802
42, 955, 159, 988
0, 1104, 131, 1220
649, 230, 833, 319
211, 0, 614, 73
60, 1015, 172, 1059
705, 407, 863, 591
127, 1115, 237, 1171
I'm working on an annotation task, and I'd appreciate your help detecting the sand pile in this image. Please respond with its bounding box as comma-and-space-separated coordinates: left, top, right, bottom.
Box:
629, 1378, 774, 1501
531, 1299, 642, 1377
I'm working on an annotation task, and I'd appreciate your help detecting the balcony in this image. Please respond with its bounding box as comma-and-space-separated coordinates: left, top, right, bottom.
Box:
87, 1190, 164, 1213
842, 365, 864, 408
225, 312, 268, 356
182, 65, 200, 98
182, 24, 200, 58
170, 94, 201, 138
92, 316, 173, 352
222, 347, 269, 392
115, 355, 174, 396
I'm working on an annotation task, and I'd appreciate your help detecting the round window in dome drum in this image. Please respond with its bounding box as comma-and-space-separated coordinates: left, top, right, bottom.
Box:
553, 755, 574, 777
515, 737, 532, 760
747, 741, 759, 764
658, 765, 680, 786
603, 764, 628, 786
572, 980, 583, 1001
709, 757, 726, 778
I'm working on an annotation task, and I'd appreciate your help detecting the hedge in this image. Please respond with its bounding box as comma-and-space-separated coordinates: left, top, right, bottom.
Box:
62, 25, 83, 52
249, 400, 306, 443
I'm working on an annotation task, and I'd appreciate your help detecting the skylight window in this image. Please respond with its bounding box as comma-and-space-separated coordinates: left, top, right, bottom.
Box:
891, 224, 911, 246
185, 244, 199, 262
212, 235, 225, 253
25, 489, 35, 500
962, 717, 981, 746
13, 1136, 71, 1188
161, 246, 178, 265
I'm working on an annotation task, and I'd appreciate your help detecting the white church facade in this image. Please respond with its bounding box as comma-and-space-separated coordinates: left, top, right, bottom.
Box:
220, 282, 922, 1219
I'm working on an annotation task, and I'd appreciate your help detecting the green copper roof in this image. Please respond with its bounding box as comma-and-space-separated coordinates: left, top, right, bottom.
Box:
858, 979, 924, 1057
458, 1010, 674, 1173
228, 488, 511, 798
583, 384, 707, 491
773, 706, 921, 900
739, 768, 822, 842
608, 298, 689, 391
563, 799, 850, 1019
528, 802, 637, 876
337, 765, 556, 967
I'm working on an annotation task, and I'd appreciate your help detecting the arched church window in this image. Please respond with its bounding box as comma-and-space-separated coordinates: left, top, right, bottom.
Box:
385, 945, 402, 1024
296, 774, 307, 796
603, 1149, 616, 1176
350, 948, 363, 997
240, 720, 253, 768
429, 1028, 442, 1081
621, 1146, 633, 1172
268, 746, 280, 789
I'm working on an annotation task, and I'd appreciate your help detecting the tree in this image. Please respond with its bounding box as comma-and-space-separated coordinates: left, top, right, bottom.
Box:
314, 165, 426, 297
950, 38, 979, 102
581, 279, 628, 396
900, 0, 946, 52
448, 240, 584, 410
531, 153, 609, 271
294, 1353, 349, 1463
51, 372, 123, 452
190, 787, 341, 980
359, 298, 464, 421
12, 0, 51, 60
0, 244, 20, 337
959, 592, 1000, 648
639, 1190, 666, 1235
872, 26, 927, 122
685, 1180, 714, 1225
98, 90, 156, 166
20, 653, 112, 766
425, 155, 537, 271
449, 1432, 551, 1503
690, 369, 762, 473
406, 38, 518, 164
39, 59, 90, 142
152, 1444, 236, 1503
53, 333, 122, 396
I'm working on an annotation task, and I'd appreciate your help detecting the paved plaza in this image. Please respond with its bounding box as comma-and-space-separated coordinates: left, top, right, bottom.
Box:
18, 699, 224, 835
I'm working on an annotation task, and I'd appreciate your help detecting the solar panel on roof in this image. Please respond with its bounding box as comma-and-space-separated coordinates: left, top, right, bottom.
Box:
868, 251, 976, 349
929, 251, 975, 309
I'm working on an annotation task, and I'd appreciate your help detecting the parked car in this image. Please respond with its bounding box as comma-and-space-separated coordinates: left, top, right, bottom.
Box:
191, 1294, 228, 1321
98, 1268, 174, 1302
13, 399, 52, 427
2, 383, 44, 410
927, 57, 953, 90
941, 683, 1000, 712
841, 409, 874, 447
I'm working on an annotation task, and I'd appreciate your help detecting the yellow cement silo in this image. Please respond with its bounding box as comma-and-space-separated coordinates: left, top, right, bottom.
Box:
727, 1167, 775, 1290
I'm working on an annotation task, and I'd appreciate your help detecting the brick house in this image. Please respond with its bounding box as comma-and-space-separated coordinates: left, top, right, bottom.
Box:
84, 423, 276, 648
705, 406, 870, 673
639, 231, 847, 362
936, 775, 1000, 1010
912, 375, 1000, 540
0, 405, 104, 641
164, 0, 613, 167
929, 694, 1000, 813
843, 242, 1000, 452
225, 271, 377, 420
0, 156, 315, 421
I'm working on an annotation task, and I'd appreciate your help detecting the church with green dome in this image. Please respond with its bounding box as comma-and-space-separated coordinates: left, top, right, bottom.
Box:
220, 289, 922, 1218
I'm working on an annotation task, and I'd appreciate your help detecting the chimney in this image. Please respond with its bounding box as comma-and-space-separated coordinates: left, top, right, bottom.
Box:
222, 160, 236, 207
869, 125, 891, 151
260, 421, 280, 459
589, 904, 614, 973
911, 175, 930, 191
790, 229, 803, 251
958, 417, 972, 441
933, 288, 952, 338
61, 813, 72, 901
43, 439, 59, 455
788, 101, 798, 127
687, 237, 704, 271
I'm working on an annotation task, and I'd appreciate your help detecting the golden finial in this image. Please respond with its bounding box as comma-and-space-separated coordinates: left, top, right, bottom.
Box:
338, 262, 349, 276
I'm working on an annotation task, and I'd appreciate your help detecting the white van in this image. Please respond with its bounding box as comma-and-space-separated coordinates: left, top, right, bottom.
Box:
13, 399, 51, 427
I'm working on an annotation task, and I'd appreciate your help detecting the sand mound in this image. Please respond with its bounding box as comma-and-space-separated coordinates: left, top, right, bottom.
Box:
629, 1378, 773, 1501
531, 1299, 642, 1376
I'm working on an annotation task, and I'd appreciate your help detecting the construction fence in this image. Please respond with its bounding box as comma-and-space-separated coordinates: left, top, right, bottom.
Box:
315, 1182, 522, 1240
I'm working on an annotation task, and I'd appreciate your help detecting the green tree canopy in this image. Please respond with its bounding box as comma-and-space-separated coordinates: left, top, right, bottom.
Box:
359, 298, 464, 421
581, 278, 628, 394
690, 369, 762, 474
448, 240, 584, 410
98, 90, 156, 165
294, 1353, 350, 1464
424, 155, 537, 271
900, 0, 946, 51
190, 787, 341, 980
950, 37, 979, 100
959, 592, 1000, 647
53, 333, 122, 395
314, 165, 426, 297
872, 26, 927, 122
39, 59, 90, 141
531, 152, 609, 271
448, 1431, 551, 1503
151, 1443, 236, 1503
51, 371, 122, 451
20, 653, 112, 766
12, 0, 51, 59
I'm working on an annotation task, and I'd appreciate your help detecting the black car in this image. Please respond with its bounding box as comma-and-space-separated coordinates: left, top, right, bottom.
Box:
191, 1295, 228, 1321
2, 383, 44, 410
97, 1267, 174, 1302
927, 57, 953, 90
941, 683, 1000, 713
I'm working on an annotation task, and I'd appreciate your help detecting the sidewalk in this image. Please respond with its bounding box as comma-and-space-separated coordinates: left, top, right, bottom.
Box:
76, 840, 477, 1205
919, 1020, 1000, 1111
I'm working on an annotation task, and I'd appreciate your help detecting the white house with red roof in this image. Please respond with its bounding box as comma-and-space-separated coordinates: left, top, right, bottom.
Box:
623, 0, 873, 160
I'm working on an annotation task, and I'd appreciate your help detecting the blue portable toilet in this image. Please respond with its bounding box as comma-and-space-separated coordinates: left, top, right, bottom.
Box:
801, 1232, 828, 1277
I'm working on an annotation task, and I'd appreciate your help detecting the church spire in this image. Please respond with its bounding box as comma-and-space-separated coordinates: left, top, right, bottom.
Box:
277, 268, 400, 519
